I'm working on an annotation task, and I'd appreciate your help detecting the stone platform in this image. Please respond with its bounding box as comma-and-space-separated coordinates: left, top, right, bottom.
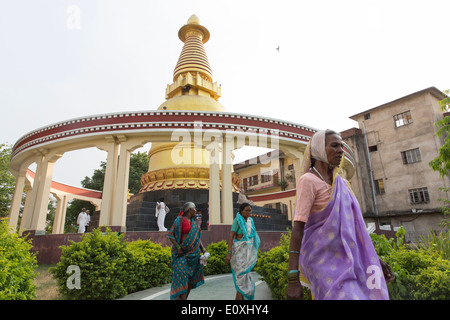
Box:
126, 189, 291, 232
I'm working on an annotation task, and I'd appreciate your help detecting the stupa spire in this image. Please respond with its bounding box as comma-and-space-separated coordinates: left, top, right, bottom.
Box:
141, 15, 237, 194
173, 14, 213, 82
160, 14, 223, 107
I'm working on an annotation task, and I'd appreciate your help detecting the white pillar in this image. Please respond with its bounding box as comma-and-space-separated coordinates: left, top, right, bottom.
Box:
29, 151, 63, 234
209, 159, 221, 225
221, 138, 233, 224
97, 136, 119, 228
8, 166, 27, 232
20, 155, 44, 233
19, 188, 33, 235
52, 193, 63, 234
110, 136, 145, 231
52, 193, 70, 234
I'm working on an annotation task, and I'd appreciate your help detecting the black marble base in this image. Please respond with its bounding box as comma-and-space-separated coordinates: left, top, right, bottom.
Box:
126, 189, 291, 232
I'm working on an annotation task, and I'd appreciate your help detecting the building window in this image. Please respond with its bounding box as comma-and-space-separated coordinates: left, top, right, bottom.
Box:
364, 113, 371, 120
374, 179, 385, 195
409, 187, 430, 204
368, 145, 378, 152
394, 111, 413, 127
401, 148, 421, 164
261, 172, 271, 183
248, 175, 258, 186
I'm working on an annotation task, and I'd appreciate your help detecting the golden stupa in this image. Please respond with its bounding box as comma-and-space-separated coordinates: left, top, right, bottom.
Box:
140, 15, 240, 193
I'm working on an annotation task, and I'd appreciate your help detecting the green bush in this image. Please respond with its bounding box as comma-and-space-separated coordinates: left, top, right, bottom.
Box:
383, 247, 450, 300
255, 232, 311, 300
370, 227, 404, 256
371, 229, 450, 300
50, 228, 133, 300
0, 218, 38, 300
417, 230, 450, 260
126, 239, 172, 292
257, 228, 449, 300
256, 245, 289, 300
52, 229, 239, 299
203, 240, 232, 276
414, 263, 450, 300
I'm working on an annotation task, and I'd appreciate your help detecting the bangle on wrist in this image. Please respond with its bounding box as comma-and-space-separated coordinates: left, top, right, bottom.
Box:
287, 270, 299, 282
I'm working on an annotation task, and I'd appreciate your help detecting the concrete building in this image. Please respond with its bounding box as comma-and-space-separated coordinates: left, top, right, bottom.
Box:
233, 151, 296, 215
347, 86, 448, 241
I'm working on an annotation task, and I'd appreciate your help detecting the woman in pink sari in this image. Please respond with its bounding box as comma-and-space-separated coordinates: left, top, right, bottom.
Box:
287, 130, 394, 300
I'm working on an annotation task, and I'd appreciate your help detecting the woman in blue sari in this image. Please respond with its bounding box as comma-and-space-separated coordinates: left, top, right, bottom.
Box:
225, 203, 260, 300
167, 202, 206, 300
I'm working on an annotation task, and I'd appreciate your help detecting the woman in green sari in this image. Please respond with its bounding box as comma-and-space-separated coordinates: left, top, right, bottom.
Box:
167, 202, 206, 300
225, 202, 260, 300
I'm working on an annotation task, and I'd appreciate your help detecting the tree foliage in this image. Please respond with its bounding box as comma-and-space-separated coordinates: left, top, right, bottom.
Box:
79, 151, 149, 194
128, 151, 149, 194
0, 144, 17, 218
80, 161, 106, 192
429, 89, 450, 229
429, 89, 450, 177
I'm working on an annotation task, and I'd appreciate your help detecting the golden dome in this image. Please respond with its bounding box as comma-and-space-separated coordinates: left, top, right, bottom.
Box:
157, 95, 225, 112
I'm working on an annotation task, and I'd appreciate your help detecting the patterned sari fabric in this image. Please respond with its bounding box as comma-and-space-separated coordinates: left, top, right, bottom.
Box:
167, 216, 204, 300
299, 174, 390, 300
230, 213, 260, 300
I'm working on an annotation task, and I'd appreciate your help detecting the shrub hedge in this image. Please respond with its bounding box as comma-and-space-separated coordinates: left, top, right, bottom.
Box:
126, 239, 172, 292
203, 240, 232, 276
50, 229, 234, 299
0, 218, 38, 300
50, 228, 134, 299
256, 228, 450, 300
255, 232, 312, 300
371, 230, 450, 300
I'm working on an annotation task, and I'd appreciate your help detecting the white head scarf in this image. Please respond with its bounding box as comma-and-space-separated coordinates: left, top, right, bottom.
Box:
310, 130, 328, 164
182, 202, 196, 212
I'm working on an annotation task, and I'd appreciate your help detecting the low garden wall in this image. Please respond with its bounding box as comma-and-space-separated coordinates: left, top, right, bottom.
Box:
26, 226, 288, 265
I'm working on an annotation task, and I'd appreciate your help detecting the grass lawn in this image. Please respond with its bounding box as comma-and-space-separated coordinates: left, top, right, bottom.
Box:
34, 265, 64, 300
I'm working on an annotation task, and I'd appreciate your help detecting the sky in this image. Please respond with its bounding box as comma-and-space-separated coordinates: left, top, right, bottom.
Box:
1, 0, 449, 188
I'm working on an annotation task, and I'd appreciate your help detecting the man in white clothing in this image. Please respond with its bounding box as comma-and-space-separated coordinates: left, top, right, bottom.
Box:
85, 209, 91, 232
77, 208, 88, 233
155, 198, 168, 231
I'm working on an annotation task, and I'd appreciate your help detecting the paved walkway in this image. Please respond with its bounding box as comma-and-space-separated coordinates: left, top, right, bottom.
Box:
119, 272, 272, 300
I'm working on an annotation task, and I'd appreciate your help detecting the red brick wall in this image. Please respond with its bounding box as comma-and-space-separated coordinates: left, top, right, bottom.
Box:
26, 226, 288, 265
